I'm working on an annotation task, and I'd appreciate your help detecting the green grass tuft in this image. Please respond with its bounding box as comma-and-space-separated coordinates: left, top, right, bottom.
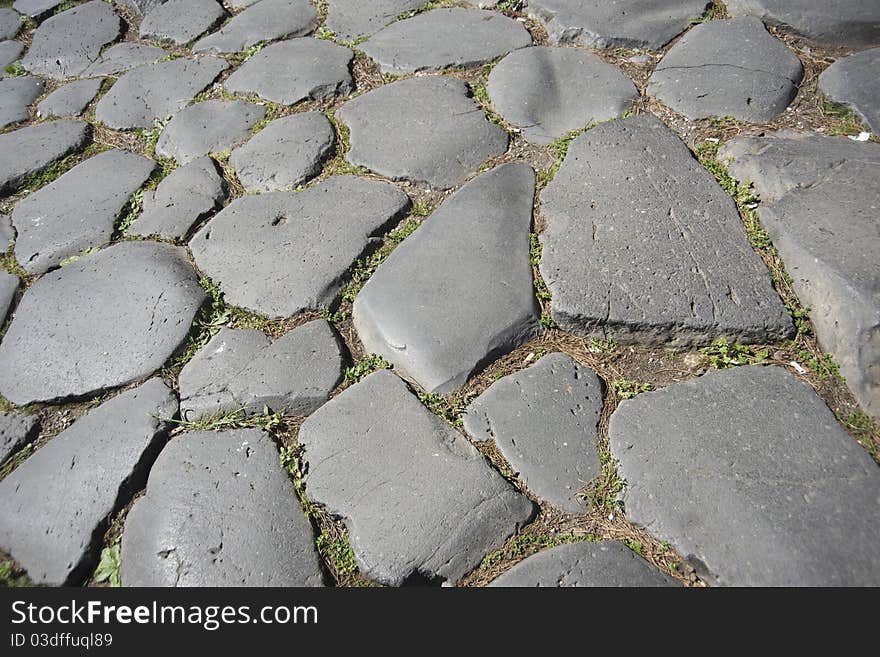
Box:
344, 354, 391, 384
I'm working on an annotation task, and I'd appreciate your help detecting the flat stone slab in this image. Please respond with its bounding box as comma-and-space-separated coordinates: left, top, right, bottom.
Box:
36, 78, 102, 118
22, 1, 121, 79
0, 411, 37, 465
527, 0, 707, 49
360, 7, 531, 75
354, 163, 540, 394
610, 365, 880, 586
0, 379, 176, 586
490, 541, 678, 587
116, 0, 165, 16
0, 270, 18, 324
325, 0, 422, 41
155, 99, 265, 164
337, 76, 508, 189
192, 0, 317, 54
0, 76, 43, 130
539, 114, 792, 346
224, 38, 354, 106
819, 48, 880, 135
488, 45, 637, 145
0, 242, 205, 405
179, 320, 344, 420
81, 43, 168, 77
720, 131, 880, 417
229, 112, 334, 192
121, 429, 323, 586
95, 57, 228, 130
12, 0, 63, 17
0, 119, 90, 195
0, 8, 20, 41
462, 353, 602, 514
140, 0, 227, 46
0, 41, 24, 80
12, 149, 155, 275
299, 370, 535, 586
648, 17, 803, 123
130, 156, 225, 240
0, 213, 12, 250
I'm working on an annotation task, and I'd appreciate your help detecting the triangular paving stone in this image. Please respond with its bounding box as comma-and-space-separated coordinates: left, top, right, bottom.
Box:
179, 320, 344, 420
526, 0, 707, 49
229, 112, 334, 192
12, 0, 64, 17
819, 48, 880, 135
0, 41, 24, 80
94, 56, 228, 130
609, 365, 880, 586
487, 45, 637, 145
0, 270, 18, 324
36, 78, 102, 118
129, 156, 225, 240
0, 119, 91, 195
80, 43, 168, 77
224, 38, 354, 106
22, 1, 121, 79
720, 131, 880, 417
140, 0, 227, 46
190, 175, 409, 318
0, 379, 177, 586
0, 242, 205, 405
353, 162, 540, 394
648, 17, 803, 123
0, 411, 38, 465
360, 7, 532, 75
299, 370, 536, 586
0, 76, 43, 130
325, 0, 423, 41
154, 99, 265, 164
12, 149, 155, 275
121, 428, 323, 586
462, 353, 602, 514
489, 541, 679, 587
539, 114, 792, 346
0, 8, 20, 41
336, 76, 508, 190
192, 0, 317, 54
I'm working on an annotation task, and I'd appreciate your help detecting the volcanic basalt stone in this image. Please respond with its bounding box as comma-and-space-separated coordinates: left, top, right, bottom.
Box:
0, 76, 43, 130
0, 8, 20, 41
140, 0, 227, 46
116, 0, 166, 16
81, 43, 168, 77
325, 0, 422, 41
192, 0, 317, 54
819, 48, 880, 135
12, 0, 64, 17
0, 213, 13, 251
0, 411, 38, 465
0, 41, 24, 80
0, 270, 18, 324
0, 120, 90, 195
36, 78, 102, 118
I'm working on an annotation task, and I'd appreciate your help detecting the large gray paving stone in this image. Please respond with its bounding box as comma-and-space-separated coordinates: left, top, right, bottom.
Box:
0, 242, 205, 405
121, 429, 323, 587
539, 114, 792, 346
0, 270, 18, 324
490, 541, 678, 587
190, 176, 409, 317
116, 0, 166, 16
94, 57, 228, 130
354, 163, 540, 394
648, 17, 803, 123
720, 131, 880, 417
12, 149, 155, 275
527, 0, 707, 49
299, 370, 536, 586
36, 78, 102, 118
130, 156, 225, 240
22, 1, 121, 79
337, 76, 508, 189
0, 119, 90, 195
819, 48, 880, 135
325, 0, 422, 41
0, 379, 177, 586
140, 0, 227, 46
12, 0, 63, 17
81, 43, 168, 77
0, 41, 24, 81
0, 411, 37, 465
224, 38, 354, 106
192, 0, 317, 54
487, 45, 637, 145
462, 353, 602, 514
0, 8, 20, 41
229, 112, 334, 192
0, 75, 42, 130
360, 7, 532, 75
155, 99, 265, 164
610, 365, 880, 586
0, 213, 12, 251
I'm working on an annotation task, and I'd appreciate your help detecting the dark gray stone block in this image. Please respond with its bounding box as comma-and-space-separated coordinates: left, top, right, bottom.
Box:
81, 43, 168, 77
140, 0, 227, 46
36, 78, 102, 118
819, 48, 880, 135
0, 8, 20, 41
325, 0, 422, 41
0, 41, 24, 81
0, 119, 91, 195
192, 0, 317, 54
0, 270, 18, 324
0, 411, 38, 465
0, 75, 42, 130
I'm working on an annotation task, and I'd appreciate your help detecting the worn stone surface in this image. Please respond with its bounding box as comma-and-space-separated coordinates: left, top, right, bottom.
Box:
121, 429, 323, 586
721, 131, 880, 417
354, 163, 540, 394
224, 38, 353, 106
0, 40, 24, 80
299, 370, 536, 586
462, 353, 602, 513
610, 365, 880, 586
81, 43, 168, 77
155, 99, 264, 164
819, 48, 880, 135
130, 156, 225, 240
0, 411, 37, 465
95, 57, 227, 130
12, 0, 63, 17
193, 0, 317, 54
337, 76, 508, 189
490, 541, 679, 587
0, 8, 20, 41
539, 114, 792, 346
648, 17, 803, 122
0, 119, 90, 195
12, 149, 155, 275
0, 379, 177, 586
0, 242, 205, 405
488, 45, 637, 144
116, 0, 165, 16
191, 176, 408, 317
325, 0, 422, 41
0, 213, 12, 251
36, 78, 102, 118
229, 112, 334, 192
0, 270, 18, 324
140, 0, 227, 46
0, 76, 42, 130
